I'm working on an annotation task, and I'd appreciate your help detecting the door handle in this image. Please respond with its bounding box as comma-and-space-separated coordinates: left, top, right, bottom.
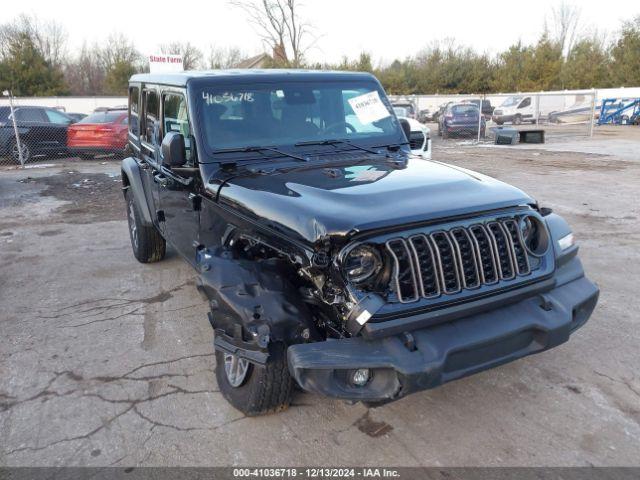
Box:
153, 174, 168, 187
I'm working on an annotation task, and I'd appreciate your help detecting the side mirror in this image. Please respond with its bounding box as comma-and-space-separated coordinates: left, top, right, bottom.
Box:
161, 132, 186, 168
399, 118, 412, 142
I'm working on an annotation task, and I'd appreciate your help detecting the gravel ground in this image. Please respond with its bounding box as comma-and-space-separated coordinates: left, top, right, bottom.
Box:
1, 132, 639, 467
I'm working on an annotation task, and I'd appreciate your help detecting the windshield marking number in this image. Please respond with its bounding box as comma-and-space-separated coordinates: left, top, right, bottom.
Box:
202, 91, 255, 105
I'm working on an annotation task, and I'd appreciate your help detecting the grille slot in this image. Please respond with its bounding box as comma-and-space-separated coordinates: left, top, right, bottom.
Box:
469, 225, 499, 284
408, 235, 440, 298
502, 219, 531, 275
386, 239, 419, 303
486, 222, 516, 280
430, 231, 461, 294
450, 228, 480, 289
380, 214, 543, 304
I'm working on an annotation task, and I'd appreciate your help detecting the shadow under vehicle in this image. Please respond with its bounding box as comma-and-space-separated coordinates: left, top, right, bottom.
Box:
121, 70, 598, 415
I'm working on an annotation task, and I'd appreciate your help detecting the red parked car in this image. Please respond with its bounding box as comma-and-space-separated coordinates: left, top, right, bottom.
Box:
67, 109, 129, 159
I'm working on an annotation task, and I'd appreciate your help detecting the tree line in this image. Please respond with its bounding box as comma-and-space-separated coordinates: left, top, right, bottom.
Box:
0, 8, 639, 97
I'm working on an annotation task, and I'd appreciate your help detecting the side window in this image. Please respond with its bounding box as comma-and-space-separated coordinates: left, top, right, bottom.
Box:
162, 93, 193, 163
14, 108, 45, 123
519, 97, 531, 109
129, 86, 140, 136
45, 109, 71, 124
142, 89, 159, 145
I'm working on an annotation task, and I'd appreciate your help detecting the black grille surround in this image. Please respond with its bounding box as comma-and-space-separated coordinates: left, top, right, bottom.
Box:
378, 211, 553, 307
409, 132, 425, 150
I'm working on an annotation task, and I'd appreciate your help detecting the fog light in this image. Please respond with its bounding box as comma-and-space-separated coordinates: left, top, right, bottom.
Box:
352, 368, 370, 387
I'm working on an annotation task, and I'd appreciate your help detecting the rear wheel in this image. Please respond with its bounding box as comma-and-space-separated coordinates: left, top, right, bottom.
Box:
215, 343, 293, 416
125, 189, 166, 263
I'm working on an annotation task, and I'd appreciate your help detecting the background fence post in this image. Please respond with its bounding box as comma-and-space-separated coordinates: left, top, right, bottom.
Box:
5, 91, 25, 166
477, 96, 482, 143
589, 89, 597, 138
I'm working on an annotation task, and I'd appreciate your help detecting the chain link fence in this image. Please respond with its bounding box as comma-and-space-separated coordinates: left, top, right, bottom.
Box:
389, 91, 597, 150
1, 90, 598, 167
0, 94, 128, 167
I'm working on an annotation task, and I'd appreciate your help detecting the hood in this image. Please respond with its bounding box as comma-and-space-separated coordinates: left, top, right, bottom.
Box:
400, 116, 429, 133
215, 157, 534, 244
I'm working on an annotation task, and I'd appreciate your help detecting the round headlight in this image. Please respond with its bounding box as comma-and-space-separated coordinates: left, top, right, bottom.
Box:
519, 215, 549, 257
343, 245, 382, 283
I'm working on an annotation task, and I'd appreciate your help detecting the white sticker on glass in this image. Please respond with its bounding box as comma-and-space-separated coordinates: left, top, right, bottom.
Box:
348, 91, 390, 124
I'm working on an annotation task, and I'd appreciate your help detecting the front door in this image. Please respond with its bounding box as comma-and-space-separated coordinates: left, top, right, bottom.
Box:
138, 87, 164, 235
158, 91, 199, 264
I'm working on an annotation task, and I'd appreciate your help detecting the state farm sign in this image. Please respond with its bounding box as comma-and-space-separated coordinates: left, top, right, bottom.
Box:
149, 54, 183, 73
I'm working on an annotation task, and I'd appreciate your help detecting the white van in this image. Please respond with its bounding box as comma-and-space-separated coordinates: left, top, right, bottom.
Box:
492, 95, 566, 125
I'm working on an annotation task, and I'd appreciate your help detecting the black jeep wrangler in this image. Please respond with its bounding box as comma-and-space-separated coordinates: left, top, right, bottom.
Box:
122, 70, 598, 415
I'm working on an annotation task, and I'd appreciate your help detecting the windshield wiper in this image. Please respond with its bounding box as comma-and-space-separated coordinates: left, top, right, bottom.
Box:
210, 145, 308, 162
294, 139, 384, 156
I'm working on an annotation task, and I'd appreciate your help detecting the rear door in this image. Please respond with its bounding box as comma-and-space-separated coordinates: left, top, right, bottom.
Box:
43, 109, 73, 151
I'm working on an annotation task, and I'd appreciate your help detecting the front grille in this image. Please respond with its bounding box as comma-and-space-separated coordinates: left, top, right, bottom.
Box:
409, 132, 425, 150
494, 109, 503, 115
386, 216, 533, 303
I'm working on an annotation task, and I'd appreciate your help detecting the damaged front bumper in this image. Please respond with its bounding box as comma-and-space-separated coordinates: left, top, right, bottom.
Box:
287, 269, 599, 402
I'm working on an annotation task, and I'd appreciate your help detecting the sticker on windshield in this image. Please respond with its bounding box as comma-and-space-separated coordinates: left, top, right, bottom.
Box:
347, 91, 390, 124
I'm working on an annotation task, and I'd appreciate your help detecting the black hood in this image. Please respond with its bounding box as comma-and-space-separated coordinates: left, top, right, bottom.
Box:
213, 157, 534, 244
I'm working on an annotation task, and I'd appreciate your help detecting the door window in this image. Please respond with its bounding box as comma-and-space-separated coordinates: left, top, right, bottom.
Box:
129, 86, 140, 136
163, 93, 194, 164
14, 108, 45, 122
45, 109, 71, 124
142, 89, 159, 145
518, 97, 531, 109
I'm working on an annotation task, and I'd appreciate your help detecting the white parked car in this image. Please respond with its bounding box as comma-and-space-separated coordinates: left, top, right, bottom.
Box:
400, 116, 431, 159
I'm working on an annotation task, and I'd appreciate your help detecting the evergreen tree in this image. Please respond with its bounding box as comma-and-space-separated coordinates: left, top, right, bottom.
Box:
0, 31, 67, 95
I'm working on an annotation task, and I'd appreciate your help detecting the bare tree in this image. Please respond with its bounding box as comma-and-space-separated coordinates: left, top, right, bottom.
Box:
229, 0, 314, 67
0, 14, 67, 67
550, 2, 582, 59
159, 41, 203, 70
208, 45, 244, 69
64, 42, 106, 95
100, 33, 141, 70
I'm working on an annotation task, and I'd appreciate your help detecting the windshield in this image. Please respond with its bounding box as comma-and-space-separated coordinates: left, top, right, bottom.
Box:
196, 81, 403, 153
393, 106, 409, 117
501, 96, 523, 107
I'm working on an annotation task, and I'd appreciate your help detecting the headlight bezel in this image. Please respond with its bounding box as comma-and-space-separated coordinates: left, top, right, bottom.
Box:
341, 243, 383, 284
519, 214, 551, 257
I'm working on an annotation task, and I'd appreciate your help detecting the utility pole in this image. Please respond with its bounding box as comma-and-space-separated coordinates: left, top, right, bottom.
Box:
3, 90, 25, 166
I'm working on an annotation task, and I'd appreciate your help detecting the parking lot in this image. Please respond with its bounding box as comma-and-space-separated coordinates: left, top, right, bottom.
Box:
1, 127, 639, 467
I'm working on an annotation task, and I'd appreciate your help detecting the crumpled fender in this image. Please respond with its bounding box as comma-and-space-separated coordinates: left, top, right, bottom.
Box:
196, 247, 317, 363
121, 157, 153, 226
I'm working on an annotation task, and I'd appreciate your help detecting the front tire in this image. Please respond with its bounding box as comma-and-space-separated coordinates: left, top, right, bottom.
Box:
125, 189, 166, 263
11, 139, 31, 164
513, 115, 522, 125
215, 343, 293, 416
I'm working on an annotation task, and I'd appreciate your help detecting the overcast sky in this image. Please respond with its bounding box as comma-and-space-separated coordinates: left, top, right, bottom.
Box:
4, 0, 639, 64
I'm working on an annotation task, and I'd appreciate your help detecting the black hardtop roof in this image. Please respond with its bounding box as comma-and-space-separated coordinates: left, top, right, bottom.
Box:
129, 69, 378, 87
